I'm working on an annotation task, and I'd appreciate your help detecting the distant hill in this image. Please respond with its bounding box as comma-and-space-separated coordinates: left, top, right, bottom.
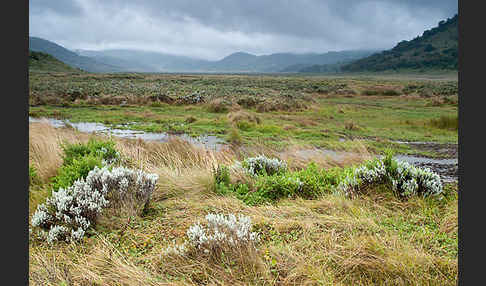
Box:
208, 50, 377, 72
279, 51, 377, 73
29, 37, 124, 73
75, 49, 377, 73
29, 51, 82, 72
342, 14, 458, 72
290, 62, 347, 73
74, 49, 212, 72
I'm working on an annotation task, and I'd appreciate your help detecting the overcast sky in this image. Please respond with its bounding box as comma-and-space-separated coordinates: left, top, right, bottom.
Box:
29, 0, 457, 60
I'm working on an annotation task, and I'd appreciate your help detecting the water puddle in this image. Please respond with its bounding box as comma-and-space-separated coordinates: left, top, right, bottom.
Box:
290, 148, 458, 183
29, 117, 225, 151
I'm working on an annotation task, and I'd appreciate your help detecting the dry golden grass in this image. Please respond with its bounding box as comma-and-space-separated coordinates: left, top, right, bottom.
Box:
29, 121, 88, 183
28, 122, 457, 285
227, 110, 261, 125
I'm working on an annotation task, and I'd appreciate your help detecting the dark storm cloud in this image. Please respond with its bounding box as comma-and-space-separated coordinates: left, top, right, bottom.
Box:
29, 0, 457, 60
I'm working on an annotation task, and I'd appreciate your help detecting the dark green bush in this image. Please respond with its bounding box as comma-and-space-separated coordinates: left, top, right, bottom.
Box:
382, 89, 400, 96
362, 89, 379, 96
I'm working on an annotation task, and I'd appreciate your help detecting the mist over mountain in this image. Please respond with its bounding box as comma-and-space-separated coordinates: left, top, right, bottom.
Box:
30, 36, 376, 73
31, 12, 458, 76
29, 37, 124, 72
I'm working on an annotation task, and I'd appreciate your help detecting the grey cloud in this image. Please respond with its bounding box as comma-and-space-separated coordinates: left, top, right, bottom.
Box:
29, 0, 457, 60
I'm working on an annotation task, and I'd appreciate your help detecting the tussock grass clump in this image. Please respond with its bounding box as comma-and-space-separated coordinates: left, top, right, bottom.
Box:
362, 88, 400, 96
428, 115, 458, 130
227, 110, 261, 125
227, 128, 243, 145
29, 121, 96, 183
345, 121, 361, 131
185, 116, 198, 124
256, 98, 308, 113
207, 98, 231, 113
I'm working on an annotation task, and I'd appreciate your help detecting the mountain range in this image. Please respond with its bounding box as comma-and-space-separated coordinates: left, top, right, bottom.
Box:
29, 36, 377, 73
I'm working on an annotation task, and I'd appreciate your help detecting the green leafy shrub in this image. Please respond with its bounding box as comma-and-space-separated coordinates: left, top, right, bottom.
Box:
29, 165, 40, 185
61, 139, 120, 166
213, 165, 230, 186
216, 161, 347, 205
51, 154, 103, 191
294, 163, 347, 196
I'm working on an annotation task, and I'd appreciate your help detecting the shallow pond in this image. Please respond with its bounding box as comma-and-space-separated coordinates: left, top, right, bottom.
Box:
29, 117, 225, 151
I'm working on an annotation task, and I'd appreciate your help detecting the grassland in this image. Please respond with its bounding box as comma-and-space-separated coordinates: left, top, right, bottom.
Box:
29, 71, 458, 285
29, 122, 457, 285
29, 72, 458, 157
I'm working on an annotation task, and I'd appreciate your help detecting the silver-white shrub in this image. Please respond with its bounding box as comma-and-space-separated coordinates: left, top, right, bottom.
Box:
242, 155, 287, 176
338, 157, 443, 198
163, 213, 260, 257
179, 91, 206, 104
391, 160, 443, 197
47, 225, 69, 244
31, 166, 159, 244
337, 159, 387, 195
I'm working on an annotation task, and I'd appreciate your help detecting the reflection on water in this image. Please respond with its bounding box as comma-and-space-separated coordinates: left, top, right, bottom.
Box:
29, 117, 225, 151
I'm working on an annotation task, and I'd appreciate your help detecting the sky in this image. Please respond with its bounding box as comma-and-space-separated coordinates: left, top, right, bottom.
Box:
29, 0, 457, 61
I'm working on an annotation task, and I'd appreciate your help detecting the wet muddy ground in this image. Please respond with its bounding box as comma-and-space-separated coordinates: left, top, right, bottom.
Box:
393, 141, 458, 183
30, 117, 458, 183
